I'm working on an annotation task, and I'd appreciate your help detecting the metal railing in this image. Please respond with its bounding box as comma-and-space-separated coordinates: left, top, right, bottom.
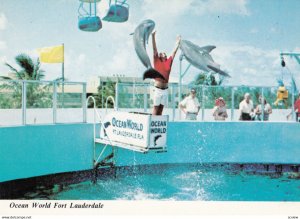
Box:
0, 79, 87, 126
115, 82, 297, 122
1, 79, 297, 126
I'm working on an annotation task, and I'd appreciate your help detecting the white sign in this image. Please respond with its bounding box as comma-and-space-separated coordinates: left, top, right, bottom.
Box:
149, 115, 168, 148
100, 112, 168, 150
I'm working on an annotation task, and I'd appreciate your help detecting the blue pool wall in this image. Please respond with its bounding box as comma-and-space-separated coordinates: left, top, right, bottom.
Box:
1, 122, 300, 183
118, 122, 300, 166
0, 124, 94, 183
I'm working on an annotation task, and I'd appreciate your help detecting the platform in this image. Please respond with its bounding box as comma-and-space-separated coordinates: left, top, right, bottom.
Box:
95, 138, 166, 153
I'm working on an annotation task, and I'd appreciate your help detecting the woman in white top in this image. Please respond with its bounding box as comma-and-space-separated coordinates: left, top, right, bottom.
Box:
212, 97, 228, 121
255, 96, 272, 121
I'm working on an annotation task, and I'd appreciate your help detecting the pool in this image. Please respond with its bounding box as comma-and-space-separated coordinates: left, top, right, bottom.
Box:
18, 163, 300, 201
1, 122, 300, 200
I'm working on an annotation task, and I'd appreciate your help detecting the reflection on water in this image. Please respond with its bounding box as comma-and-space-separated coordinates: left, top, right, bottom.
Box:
17, 163, 300, 201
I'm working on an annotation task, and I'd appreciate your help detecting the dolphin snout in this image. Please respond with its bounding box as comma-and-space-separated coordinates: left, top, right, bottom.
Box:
141, 19, 155, 30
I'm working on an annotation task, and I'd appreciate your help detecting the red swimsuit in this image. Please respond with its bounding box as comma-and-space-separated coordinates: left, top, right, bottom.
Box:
153, 55, 173, 83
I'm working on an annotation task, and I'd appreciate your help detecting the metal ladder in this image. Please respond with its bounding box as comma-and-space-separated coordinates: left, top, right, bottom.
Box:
86, 96, 116, 171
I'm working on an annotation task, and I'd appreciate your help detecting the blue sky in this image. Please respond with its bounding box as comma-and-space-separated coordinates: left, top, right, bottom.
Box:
0, 0, 300, 86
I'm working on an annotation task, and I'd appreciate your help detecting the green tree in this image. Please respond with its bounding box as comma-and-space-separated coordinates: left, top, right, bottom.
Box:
1, 53, 45, 80
187, 72, 226, 108
0, 53, 51, 108
193, 72, 224, 86
93, 79, 117, 108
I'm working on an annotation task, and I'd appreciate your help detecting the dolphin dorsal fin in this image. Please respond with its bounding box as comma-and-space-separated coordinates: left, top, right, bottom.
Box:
200, 45, 216, 53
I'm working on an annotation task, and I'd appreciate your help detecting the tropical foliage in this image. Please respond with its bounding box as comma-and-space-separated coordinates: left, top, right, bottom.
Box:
189, 72, 292, 109
192, 72, 224, 86
93, 79, 117, 108
0, 53, 52, 109
1, 53, 45, 80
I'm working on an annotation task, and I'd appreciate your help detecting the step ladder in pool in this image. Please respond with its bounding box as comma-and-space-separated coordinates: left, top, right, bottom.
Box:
87, 96, 166, 170
87, 96, 116, 169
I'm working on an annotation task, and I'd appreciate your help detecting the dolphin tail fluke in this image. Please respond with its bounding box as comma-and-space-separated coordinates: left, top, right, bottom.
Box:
207, 65, 231, 77
143, 68, 166, 80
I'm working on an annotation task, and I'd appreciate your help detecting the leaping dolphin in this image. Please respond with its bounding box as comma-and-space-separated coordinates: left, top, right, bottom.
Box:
132, 19, 165, 80
180, 40, 230, 77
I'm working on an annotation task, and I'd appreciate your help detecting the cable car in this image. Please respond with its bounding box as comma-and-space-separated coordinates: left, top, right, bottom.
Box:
78, 0, 102, 32
102, 0, 129, 22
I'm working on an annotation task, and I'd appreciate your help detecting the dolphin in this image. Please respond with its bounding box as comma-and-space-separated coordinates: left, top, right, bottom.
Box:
132, 19, 165, 80
180, 40, 230, 77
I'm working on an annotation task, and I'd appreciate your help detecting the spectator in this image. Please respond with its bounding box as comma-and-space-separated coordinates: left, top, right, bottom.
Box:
287, 93, 300, 122
239, 93, 254, 121
179, 88, 200, 120
255, 96, 272, 121
212, 97, 228, 121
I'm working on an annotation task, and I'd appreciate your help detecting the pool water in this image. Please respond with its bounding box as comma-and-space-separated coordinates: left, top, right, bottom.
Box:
23, 164, 300, 201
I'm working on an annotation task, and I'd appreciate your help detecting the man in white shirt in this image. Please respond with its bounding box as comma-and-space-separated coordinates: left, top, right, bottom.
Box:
239, 93, 254, 121
179, 88, 201, 120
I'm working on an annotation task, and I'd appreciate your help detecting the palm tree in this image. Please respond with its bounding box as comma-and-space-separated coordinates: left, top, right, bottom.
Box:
0, 53, 51, 108
1, 53, 45, 80
189, 72, 226, 108
94, 79, 117, 108
193, 72, 224, 86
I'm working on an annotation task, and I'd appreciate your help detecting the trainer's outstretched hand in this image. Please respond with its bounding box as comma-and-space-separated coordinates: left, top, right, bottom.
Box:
176, 35, 182, 45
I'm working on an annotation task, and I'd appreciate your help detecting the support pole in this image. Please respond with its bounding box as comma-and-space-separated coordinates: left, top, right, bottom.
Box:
115, 82, 119, 111
143, 84, 147, 113
231, 87, 235, 121
261, 87, 264, 122
62, 43, 65, 108
53, 81, 57, 124
22, 81, 27, 125
179, 55, 183, 120
172, 83, 176, 121
83, 83, 87, 123
201, 86, 205, 121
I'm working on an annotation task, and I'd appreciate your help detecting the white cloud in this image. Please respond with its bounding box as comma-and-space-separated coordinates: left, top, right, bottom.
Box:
0, 55, 7, 64
77, 53, 86, 65
270, 27, 278, 33
0, 13, 7, 30
0, 40, 6, 50
89, 0, 250, 84
192, 0, 250, 16
36, 50, 88, 82
168, 36, 289, 86
141, 0, 193, 20
211, 43, 292, 86
250, 28, 258, 34
64, 52, 89, 81
93, 3, 145, 77
97, 0, 111, 18
97, 38, 144, 77
141, 0, 250, 22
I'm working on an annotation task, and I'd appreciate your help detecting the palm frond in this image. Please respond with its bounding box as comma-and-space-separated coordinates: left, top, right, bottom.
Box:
0, 76, 13, 80
15, 54, 35, 77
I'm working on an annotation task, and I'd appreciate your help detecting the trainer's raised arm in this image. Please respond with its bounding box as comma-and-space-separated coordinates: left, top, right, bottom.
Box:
172, 35, 181, 58
152, 31, 158, 57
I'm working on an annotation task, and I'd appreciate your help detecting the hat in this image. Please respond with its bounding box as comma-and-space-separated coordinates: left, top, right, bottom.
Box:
215, 97, 225, 106
244, 93, 250, 98
190, 88, 196, 93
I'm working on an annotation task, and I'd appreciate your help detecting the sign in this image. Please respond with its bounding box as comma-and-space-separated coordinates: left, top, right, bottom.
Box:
100, 112, 168, 150
149, 115, 168, 148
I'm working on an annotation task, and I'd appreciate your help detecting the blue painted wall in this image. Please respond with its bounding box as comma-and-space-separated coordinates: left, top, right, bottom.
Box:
115, 122, 300, 166
1, 122, 300, 183
0, 124, 94, 182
